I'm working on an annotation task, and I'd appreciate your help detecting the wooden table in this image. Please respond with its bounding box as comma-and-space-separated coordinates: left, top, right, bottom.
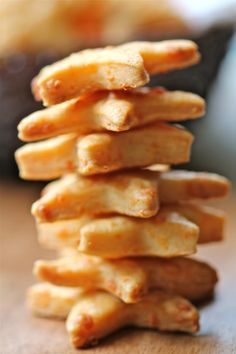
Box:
1, 181, 236, 354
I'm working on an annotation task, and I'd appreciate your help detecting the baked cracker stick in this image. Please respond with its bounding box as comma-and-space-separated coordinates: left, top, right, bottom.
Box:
34, 255, 148, 304
120, 40, 200, 74
15, 123, 193, 178
143, 257, 217, 302
15, 134, 77, 180
160, 170, 230, 202
113, 88, 204, 129
34, 255, 217, 303
66, 290, 199, 348
32, 47, 149, 106
37, 216, 93, 250
37, 202, 225, 250
78, 123, 193, 175
164, 203, 226, 243
18, 92, 133, 141
18, 88, 205, 142
18, 92, 107, 142
27, 283, 82, 319
32, 171, 159, 222
32, 170, 228, 222
78, 210, 199, 258
33, 40, 199, 106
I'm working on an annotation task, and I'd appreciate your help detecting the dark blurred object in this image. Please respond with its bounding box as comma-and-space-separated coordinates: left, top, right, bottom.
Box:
185, 31, 236, 183
0, 27, 233, 177
0, 51, 59, 177
153, 27, 233, 96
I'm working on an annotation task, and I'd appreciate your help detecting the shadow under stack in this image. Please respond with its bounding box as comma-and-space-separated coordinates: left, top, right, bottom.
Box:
15, 41, 230, 348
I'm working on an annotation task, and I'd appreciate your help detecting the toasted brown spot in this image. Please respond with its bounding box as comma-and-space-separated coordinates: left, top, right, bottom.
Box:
106, 280, 117, 292
72, 314, 94, 334
37, 203, 53, 221
66, 160, 76, 171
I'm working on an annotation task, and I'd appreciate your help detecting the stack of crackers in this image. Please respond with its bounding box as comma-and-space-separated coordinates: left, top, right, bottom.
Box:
15, 41, 230, 348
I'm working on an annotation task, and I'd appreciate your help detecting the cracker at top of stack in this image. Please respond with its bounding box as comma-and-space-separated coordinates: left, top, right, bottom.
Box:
16, 40, 202, 180
32, 40, 200, 106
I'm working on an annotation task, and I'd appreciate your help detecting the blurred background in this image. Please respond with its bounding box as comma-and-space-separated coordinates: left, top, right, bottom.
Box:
0, 0, 235, 183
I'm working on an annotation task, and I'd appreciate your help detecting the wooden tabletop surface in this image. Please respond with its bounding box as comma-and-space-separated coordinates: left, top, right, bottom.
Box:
1, 180, 236, 354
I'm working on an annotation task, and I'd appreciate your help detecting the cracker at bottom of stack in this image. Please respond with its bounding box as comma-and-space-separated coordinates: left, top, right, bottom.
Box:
28, 283, 199, 348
